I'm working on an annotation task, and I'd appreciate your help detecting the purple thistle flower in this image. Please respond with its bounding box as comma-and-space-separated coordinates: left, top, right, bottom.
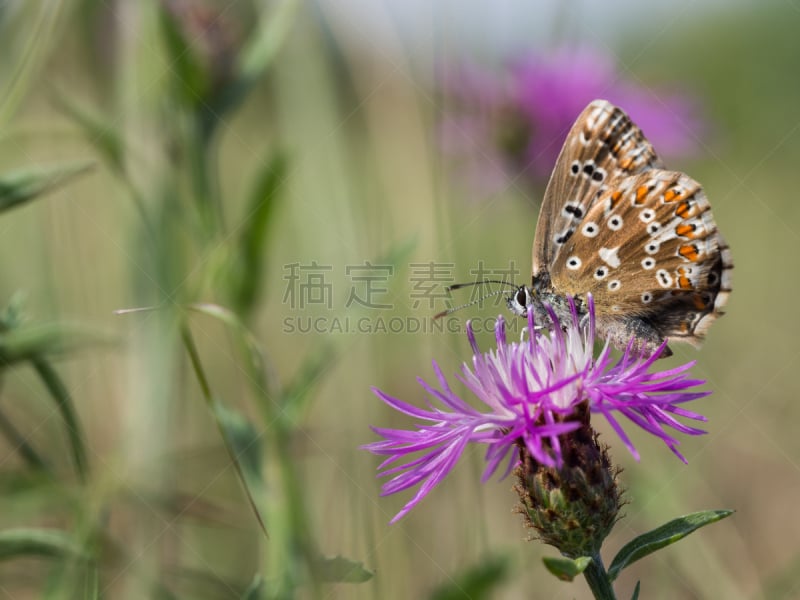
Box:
512, 47, 703, 177
363, 297, 709, 523
441, 47, 704, 191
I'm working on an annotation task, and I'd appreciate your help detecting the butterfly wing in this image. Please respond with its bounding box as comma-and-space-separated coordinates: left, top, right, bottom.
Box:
548, 170, 733, 346
532, 100, 664, 277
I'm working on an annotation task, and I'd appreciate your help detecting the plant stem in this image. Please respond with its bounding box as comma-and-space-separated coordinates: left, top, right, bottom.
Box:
583, 553, 617, 600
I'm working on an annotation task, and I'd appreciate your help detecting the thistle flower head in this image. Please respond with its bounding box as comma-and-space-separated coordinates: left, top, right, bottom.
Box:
441, 47, 704, 191
363, 297, 708, 523
514, 416, 623, 557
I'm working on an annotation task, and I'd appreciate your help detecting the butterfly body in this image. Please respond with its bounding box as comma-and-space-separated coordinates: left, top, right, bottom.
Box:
509, 100, 732, 357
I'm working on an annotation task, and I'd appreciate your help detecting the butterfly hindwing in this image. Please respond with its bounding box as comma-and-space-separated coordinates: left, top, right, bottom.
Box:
532, 100, 664, 278
547, 170, 732, 346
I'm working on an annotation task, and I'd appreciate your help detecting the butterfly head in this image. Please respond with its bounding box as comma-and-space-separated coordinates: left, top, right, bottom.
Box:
505, 282, 577, 332
506, 285, 533, 317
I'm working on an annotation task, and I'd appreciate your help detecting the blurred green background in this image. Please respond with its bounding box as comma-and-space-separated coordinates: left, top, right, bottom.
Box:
0, 1, 797, 598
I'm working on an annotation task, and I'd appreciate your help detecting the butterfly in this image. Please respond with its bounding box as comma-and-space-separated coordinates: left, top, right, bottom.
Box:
506, 99, 732, 357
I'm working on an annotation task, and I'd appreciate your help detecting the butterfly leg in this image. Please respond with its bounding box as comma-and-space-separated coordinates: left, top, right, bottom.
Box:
598, 317, 673, 358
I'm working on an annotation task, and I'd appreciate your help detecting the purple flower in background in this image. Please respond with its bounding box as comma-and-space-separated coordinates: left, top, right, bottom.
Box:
441, 47, 704, 191
363, 298, 709, 523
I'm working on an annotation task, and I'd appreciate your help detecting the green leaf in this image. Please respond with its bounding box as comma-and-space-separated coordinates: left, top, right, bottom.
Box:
608, 509, 734, 581
31, 357, 89, 483
53, 94, 125, 175
428, 554, 510, 600
0, 322, 113, 365
0, 528, 86, 561
241, 575, 264, 600
631, 581, 641, 600
210, 401, 263, 490
542, 556, 592, 582
0, 404, 49, 472
53, 93, 152, 228
0, 162, 93, 213
214, 0, 299, 117
315, 555, 373, 584
180, 325, 268, 537
231, 153, 287, 318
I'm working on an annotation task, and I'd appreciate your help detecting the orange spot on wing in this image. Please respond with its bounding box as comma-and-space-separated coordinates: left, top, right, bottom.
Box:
610, 190, 623, 208
663, 188, 685, 203
678, 275, 692, 289
692, 295, 707, 310
619, 157, 633, 170
679, 244, 700, 261
675, 201, 692, 218
635, 185, 649, 204
675, 223, 696, 238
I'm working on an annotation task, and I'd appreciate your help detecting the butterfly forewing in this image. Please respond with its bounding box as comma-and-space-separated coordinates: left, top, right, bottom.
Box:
533, 100, 664, 277
528, 99, 732, 352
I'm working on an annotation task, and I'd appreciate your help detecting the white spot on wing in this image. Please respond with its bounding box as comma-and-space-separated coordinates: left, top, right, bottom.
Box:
645, 241, 660, 255
639, 209, 656, 223
566, 256, 582, 270
582, 222, 599, 238
599, 246, 621, 269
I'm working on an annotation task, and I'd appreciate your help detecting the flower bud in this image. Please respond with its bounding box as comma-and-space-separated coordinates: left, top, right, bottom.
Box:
514, 407, 623, 558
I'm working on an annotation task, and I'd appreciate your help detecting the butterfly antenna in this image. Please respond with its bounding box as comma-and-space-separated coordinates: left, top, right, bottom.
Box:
446, 279, 518, 292
433, 288, 508, 319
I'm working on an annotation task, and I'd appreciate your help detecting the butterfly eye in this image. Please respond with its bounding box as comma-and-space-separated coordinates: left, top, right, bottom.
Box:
515, 288, 528, 306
